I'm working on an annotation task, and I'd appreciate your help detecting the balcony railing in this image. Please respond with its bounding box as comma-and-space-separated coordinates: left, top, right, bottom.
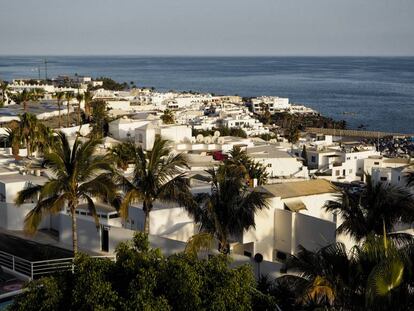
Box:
0, 250, 115, 280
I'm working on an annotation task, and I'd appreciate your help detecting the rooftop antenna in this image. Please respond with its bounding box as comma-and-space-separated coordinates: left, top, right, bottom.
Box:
44, 59, 48, 80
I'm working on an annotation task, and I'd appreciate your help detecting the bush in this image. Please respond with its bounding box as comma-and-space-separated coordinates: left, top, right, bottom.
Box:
10, 233, 271, 310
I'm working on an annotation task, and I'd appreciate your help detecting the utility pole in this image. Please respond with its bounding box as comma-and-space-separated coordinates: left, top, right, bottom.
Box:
44, 59, 48, 80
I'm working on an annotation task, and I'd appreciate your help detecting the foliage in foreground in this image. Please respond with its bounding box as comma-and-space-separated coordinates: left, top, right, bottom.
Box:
10, 233, 275, 311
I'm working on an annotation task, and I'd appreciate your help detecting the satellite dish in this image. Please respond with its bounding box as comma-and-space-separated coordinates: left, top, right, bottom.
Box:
217, 137, 225, 144
211, 136, 218, 143
214, 130, 221, 137
196, 134, 204, 143
204, 136, 212, 144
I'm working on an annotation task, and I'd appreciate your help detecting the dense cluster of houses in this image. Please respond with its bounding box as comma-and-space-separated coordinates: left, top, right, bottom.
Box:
0, 76, 413, 275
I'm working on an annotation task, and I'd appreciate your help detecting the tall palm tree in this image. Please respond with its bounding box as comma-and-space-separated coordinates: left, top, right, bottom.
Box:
282, 235, 414, 310
76, 93, 83, 126
115, 136, 193, 234
8, 113, 45, 158
160, 109, 175, 124
12, 89, 35, 112
89, 100, 108, 138
226, 146, 268, 185
53, 92, 65, 128
324, 178, 414, 242
187, 163, 268, 254
65, 92, 74, 127
110, 141, 135, 171
0, 81, 8, 105
83, 90, 93, 121
15, 133, 117, 255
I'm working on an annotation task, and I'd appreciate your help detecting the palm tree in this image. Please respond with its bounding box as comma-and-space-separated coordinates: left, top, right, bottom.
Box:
160, 109, 175, 124
15, 133, 117, 255
324, 178, 414, 242
12, 89, 35, 112
89, 100, 108, 138
187, 163, 268, 254
53, 92, 65, 128
0, 81, 8, 105
115, 136, 194, 234
83, 90, 93, 121
110, 141, 135, 170
226, 146, 268, 185
282, 235, 414, 310
65, 92, 74, 127
8, 113, 45, 158
406, 171, 414, 187
76, 93, 83, 126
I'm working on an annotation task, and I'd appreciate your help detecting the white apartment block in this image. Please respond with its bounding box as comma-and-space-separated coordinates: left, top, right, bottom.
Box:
251, 96, 290, 114
234, 179, 338, 261
246, 145, 309, 180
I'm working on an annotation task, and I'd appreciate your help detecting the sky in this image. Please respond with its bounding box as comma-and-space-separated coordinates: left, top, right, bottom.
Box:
1, 0, 414, 56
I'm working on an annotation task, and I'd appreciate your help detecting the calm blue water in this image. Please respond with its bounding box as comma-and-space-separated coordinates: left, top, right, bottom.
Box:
0, 56, 413, 133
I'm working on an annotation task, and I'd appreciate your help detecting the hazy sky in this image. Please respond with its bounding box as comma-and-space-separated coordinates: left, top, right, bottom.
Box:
1, 0, 413, 56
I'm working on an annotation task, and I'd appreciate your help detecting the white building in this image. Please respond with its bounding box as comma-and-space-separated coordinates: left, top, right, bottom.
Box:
218, 115, 269, 136
251, 96, 290, 114
135, 122, 193, 150
246, 145, 309, 180
234, 179, 338, 262
108, 117, 151, 140
298, 144, 380, 182
364, 156, 412, 186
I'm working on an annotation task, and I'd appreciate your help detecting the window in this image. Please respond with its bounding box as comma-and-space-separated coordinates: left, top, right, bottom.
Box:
138, 134, 143, 143
335, 170, 340, 176
267, 163, 272, 168
311, 156, 316, 163
374, 162, 380, 165
348, 169, 352, 174
380, 177, 388, 181
346, 157, 351, 160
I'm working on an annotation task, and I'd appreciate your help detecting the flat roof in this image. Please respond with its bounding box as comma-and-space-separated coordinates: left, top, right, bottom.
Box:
384, 158, 410, 164
0, 173, 48, 184
258, 179, 337, 199
78, 202, 117, 214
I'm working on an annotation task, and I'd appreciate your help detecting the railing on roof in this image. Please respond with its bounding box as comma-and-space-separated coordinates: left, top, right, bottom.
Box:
0, 250, 115, 280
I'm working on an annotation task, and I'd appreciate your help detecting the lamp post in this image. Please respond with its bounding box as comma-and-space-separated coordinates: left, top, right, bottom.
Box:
254, 253, 263, 278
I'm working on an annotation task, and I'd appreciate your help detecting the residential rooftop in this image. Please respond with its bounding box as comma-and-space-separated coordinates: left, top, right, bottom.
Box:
259, 179, 337, 199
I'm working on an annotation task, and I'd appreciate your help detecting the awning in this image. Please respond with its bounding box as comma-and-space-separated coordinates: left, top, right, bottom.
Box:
284, 199, 307, 212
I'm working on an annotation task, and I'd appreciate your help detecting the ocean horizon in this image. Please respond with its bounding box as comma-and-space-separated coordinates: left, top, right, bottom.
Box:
1, 56, 413, 133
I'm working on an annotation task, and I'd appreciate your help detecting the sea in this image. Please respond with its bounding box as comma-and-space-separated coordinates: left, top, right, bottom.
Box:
0, 56, 413, 134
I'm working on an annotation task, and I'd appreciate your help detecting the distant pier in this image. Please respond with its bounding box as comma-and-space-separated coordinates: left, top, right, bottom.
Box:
305, 127, 414, 138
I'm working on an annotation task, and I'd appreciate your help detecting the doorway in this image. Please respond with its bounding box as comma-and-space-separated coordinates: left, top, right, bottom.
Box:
101, 227, 109, 252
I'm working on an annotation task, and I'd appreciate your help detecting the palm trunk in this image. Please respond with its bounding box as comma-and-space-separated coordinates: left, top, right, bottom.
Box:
26, 140, 31, 158
144, 210, 150, 234
219, 236, 229, 254
77, 101, 81, 126
57, 101, 61, 128
71, 206, 78, 255
67, 101, 70, 127
143, 201, 151, 234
